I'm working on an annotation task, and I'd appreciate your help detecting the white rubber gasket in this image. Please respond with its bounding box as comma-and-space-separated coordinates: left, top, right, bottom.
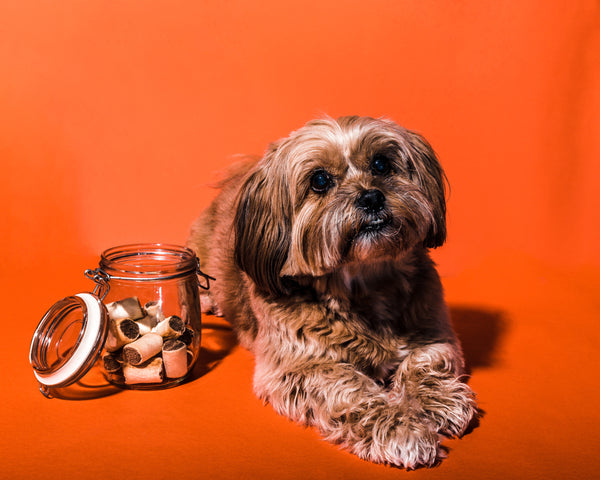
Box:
32, 293, 103, 387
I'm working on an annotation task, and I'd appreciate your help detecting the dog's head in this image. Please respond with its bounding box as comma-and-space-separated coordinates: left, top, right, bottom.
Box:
234, 116, 447, 296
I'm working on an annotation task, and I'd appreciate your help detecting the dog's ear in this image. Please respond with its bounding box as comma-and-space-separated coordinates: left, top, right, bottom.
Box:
404, 130, 447, 248
234, 149, 292, 297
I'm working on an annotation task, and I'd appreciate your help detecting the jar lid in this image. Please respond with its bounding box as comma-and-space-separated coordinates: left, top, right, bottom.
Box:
29, 293, 108, 389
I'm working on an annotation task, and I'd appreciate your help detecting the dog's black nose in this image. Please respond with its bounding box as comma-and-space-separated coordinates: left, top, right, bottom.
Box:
356, 189, 385, 213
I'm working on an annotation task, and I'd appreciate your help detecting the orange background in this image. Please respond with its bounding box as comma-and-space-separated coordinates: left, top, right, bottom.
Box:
2, 1, 599, 479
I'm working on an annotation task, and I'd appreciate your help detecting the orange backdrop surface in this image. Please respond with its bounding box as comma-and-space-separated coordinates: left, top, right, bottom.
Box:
1, 1, 599, 479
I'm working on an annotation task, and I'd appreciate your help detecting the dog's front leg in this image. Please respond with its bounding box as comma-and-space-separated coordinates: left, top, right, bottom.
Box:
253, 355, 446, 469
392, 342, 478, 439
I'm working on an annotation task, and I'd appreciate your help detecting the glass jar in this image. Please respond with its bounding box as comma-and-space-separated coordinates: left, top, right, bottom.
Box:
29, 244, 213, 399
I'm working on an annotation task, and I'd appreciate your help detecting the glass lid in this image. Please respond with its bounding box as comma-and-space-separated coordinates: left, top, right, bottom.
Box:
29, 293, 108, 389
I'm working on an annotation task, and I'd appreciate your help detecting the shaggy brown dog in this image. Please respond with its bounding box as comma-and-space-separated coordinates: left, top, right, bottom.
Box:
187, 116, 477, 469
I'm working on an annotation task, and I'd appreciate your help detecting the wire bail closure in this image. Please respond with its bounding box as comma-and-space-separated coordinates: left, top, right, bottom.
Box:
85, 258, 213, 295
196, 258, 215, 290
84, 268, 111, 301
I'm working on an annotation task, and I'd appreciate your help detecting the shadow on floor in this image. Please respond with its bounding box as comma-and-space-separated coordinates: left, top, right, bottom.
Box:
187, 316, 237, 381
449, 304, 508, 373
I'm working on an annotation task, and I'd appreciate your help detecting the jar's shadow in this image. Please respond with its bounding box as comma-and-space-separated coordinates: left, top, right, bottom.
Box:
38, 370, 122, 400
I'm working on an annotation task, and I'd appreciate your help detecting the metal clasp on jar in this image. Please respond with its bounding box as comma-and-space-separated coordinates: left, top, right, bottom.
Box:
84, 268, 111, 300
195, 258, 215, 290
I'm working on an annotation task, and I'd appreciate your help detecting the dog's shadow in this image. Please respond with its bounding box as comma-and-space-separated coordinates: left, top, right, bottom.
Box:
449, 305, 508, 374
187, 316, 238, 381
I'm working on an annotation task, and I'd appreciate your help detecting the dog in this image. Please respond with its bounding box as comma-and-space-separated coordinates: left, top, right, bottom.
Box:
187, 116, 477, 469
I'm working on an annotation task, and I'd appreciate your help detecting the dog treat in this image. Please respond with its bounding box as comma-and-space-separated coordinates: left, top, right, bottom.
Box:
113, 318, 140, 339
123, 357, 164, 384
105, 318, 140, 352
102, 353, 122, 373
104, 332, 120, 352
144, 301, 165, 325
135, 302, 164, 335
135, 319, 152, 336
179, 327, 195, 346
106, 296, 144, 321
153, 315, 185, 338
100, 296, 196, 385
162, 339, 188, 378
123, 333, 163, 366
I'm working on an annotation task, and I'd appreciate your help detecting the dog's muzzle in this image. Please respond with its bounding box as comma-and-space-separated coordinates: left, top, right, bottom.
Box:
356, 189, 392, 233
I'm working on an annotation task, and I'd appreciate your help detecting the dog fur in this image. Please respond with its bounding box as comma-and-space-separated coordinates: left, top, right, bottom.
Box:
187, 116, 477, 469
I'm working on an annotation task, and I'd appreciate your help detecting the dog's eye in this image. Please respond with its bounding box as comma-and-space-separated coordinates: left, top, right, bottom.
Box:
310, 170, 333, 193
370, 154, 392, 176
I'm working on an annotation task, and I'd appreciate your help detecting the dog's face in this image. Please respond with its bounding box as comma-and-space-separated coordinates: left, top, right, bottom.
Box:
234, 116, 447, 296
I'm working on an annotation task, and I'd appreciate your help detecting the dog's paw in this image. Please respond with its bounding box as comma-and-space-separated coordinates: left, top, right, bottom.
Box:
363, 419, 444, 469
422, 378, 478, 438
199, 292, 223, 316
332, 404, 445, 470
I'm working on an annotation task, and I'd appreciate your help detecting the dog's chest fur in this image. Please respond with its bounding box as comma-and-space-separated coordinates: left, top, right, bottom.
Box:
248, 248, 445, 381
